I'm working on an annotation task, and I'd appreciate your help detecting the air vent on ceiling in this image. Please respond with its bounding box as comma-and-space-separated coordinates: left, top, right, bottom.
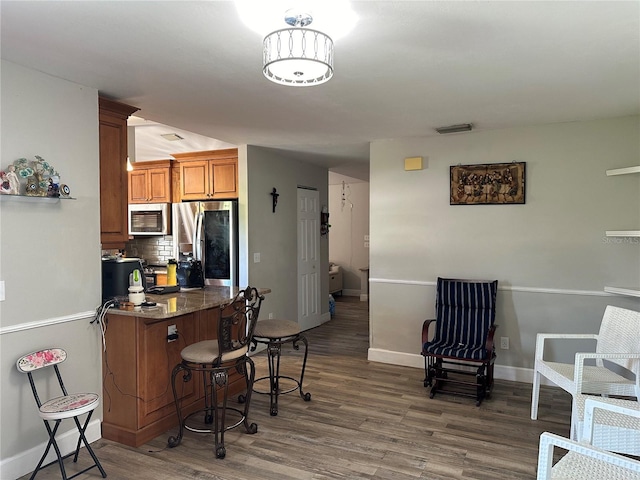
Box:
161, 133, 184, 141
435, 123, 473, 134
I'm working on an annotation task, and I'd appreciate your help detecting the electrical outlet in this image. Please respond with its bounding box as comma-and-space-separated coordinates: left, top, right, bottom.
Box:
269, 313, 274, 319
0, 281, 4, 302
500, 337, 509, 350
364, 241, 369, 248
253, 252, 261, 263
364, 235, 370, 241
167, 324, 178, 342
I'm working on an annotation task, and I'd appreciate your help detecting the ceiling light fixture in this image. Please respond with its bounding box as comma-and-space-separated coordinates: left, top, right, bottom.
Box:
263, 8, 333, 86
435, 123, 474, 134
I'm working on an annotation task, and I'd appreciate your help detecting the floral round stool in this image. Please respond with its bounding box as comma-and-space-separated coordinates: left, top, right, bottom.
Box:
251, 319, 311, 416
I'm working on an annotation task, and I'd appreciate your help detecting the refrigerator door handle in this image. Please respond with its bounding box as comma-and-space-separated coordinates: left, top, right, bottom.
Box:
194, 209, 203, 261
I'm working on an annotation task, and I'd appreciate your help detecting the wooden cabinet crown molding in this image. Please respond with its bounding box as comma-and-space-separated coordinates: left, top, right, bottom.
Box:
171, 148, 238, 162
99, 97, 139, 119
129, 159, 172, 169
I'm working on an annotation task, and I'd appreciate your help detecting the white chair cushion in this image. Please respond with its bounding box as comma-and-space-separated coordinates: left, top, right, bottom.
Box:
39, 393, 99, 420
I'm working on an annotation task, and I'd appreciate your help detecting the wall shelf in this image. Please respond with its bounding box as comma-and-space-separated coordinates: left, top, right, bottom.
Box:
0, 194, 75, 203
604, 286, 640, 298
604, 167, 640, 298
605, 230, 640, 237
606, 166, 640, 176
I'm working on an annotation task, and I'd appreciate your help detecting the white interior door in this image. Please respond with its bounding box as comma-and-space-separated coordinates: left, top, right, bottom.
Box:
297, 188, 321, 331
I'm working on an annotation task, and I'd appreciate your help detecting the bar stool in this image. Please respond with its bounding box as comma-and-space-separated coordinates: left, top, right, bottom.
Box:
251, 319, 311, 416
167, 286, 263, 459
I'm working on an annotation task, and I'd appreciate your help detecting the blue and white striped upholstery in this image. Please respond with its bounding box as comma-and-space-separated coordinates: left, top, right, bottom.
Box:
423, 278, 498, 360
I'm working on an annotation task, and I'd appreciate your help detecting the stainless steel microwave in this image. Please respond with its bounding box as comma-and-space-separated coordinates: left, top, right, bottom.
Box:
128, 203, 170, 235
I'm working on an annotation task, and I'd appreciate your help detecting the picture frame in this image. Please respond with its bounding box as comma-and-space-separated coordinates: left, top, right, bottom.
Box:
450, 162, 526, 205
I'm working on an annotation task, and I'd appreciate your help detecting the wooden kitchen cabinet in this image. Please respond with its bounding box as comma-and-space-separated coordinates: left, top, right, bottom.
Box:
172, 149, 238, 201
99, 97, 139, 249
101, 306, 246, 447
128, 160, 171, 203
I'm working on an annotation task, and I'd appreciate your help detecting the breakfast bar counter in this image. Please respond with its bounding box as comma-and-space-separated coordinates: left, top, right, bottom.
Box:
101, 286, 270, 447
113, 286, 271, 320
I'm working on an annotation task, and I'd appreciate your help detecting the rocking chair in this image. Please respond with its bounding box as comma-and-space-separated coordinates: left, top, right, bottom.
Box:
421, 277, 499, 406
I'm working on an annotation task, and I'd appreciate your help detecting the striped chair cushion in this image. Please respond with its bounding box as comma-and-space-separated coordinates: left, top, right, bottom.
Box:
424, 278, 498, 360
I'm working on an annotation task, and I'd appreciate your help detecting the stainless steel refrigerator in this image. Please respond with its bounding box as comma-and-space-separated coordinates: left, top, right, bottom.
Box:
172, 200, 238, 286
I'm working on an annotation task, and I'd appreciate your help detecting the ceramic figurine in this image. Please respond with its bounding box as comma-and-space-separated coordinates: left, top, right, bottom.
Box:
0, 165, 20, 195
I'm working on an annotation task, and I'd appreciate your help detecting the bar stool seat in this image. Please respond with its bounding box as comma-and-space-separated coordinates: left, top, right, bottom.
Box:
251, 319, 311, 416
168, 287, 263, 459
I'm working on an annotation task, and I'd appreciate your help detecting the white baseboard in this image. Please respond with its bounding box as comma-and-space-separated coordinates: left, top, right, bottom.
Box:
367, 348, 554, 386
0, 419, 102, 480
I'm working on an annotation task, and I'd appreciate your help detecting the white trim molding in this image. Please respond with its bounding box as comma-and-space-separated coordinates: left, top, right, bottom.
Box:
367, 348, 552, 386
0, 310, 95, 335
368, 278, 609, 297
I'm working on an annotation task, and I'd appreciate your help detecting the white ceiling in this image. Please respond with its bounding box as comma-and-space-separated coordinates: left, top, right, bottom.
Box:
2, 1, 639, 182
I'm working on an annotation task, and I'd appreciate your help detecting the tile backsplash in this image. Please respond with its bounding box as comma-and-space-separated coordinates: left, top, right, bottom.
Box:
125, 236, 174, 265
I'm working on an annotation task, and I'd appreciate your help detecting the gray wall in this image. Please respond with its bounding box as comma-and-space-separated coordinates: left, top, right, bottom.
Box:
0, 61, 103, 478
368, 116, 640, 381
240, 145, 330, 324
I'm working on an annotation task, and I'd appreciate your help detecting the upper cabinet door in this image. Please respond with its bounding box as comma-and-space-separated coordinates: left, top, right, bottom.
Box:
128, 162, 171, 203
180, 160, 210, 200
99, 97, 139, 249
148, 168, 170, 203
173, 149, 238, 201
210, 160, 238, 199
129, 170, 149, 203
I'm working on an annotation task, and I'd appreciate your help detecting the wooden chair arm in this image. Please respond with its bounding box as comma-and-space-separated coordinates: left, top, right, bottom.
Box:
422, 319, 436, 346
486, 324, 498, 352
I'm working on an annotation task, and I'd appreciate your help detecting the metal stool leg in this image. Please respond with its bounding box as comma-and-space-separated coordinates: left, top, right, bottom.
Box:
253, 332, 312, 416
266, 341, 282, 416
169, 357, 258, 459
294, 334, 311, 402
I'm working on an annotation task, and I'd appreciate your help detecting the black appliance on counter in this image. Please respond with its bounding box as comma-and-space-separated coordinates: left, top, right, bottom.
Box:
101, 257, 146, 301
176, 258, 205, 288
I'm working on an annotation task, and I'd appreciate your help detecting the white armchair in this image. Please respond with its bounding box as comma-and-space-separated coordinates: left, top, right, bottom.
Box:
531, 305, 640, 421
537, 430, 640, 480
571, 353, 640, 454
538, 396, 640, 479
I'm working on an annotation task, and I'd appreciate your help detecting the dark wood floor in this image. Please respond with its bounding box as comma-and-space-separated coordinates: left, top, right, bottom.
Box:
20, 296, 571, 479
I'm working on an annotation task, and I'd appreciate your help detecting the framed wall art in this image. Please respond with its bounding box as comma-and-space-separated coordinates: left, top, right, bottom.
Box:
450, 162, 526, 205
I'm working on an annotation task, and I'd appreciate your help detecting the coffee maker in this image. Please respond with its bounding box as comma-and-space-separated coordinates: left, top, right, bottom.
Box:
101, 257, 147, 301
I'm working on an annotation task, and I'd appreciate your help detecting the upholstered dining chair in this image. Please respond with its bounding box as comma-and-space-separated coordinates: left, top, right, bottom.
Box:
16, 348, 107, 480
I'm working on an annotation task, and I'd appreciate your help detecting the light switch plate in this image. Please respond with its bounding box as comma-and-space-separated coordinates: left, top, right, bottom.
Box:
0, 281, 4, 301
253, 253, 261, 263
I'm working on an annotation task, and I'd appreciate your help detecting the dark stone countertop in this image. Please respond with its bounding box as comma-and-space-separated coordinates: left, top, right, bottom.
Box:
108, 286, 271, 320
